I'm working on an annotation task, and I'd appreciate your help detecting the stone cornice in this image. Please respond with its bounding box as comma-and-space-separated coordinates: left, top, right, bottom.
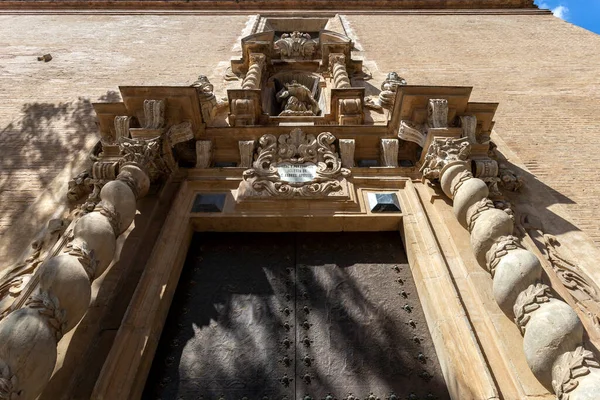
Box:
0, 0, 539, 11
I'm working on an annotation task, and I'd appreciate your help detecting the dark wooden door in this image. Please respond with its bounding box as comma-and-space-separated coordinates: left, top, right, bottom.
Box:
144, 232, 449, 400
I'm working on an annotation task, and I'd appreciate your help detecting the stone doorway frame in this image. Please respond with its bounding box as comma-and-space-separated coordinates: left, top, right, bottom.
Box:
91, 176, 498, 400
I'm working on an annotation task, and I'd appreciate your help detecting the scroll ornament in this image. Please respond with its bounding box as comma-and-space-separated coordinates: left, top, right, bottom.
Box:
241, 129, 350, 198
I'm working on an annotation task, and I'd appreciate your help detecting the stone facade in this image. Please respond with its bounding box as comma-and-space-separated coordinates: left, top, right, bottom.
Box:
1, 4, 600, 400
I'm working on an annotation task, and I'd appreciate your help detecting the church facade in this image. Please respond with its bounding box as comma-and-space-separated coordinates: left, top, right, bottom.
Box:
1, 1, 600, 399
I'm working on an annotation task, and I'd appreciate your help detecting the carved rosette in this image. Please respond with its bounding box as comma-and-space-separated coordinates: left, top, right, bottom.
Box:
240, 129, 350, 199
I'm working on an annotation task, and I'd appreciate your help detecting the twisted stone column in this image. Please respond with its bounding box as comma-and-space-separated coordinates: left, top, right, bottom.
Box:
0, 135, 170, 400
422, 137, 600, 399
241, 53, 266, 90
329, 53, 351, 89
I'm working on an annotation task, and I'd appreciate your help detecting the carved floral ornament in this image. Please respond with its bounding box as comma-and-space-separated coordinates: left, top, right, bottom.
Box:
239, 129, 350, 199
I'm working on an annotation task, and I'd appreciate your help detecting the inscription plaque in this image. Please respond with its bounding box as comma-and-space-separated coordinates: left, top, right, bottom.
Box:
276, 162, 317, 183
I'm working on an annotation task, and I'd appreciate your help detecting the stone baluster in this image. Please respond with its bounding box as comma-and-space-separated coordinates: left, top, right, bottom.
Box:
0, 135, 171, 400
241, 53, 266, 90
421, 137, 600, 399
329, 53, 351, 89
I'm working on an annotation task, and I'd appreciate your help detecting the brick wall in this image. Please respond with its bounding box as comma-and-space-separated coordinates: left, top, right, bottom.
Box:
1, 11, 599, 265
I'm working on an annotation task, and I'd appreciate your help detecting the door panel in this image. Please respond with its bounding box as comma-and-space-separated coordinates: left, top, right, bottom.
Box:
144, 232, 449, 400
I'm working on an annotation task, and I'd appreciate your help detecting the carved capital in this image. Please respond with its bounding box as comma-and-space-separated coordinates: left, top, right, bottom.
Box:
514, 283, 552, 334
420, 137, 471, 180
118, 136, 173, 182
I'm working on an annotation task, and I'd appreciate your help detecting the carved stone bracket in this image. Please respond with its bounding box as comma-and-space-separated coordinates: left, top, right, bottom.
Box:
143, 99, 165, 130
239, 129, 350, 199
339, 139, 355, 168
427, 99, 449, 128
398, 120, 426, 147
113, 116, 133, 143
459, 115, 477, 143
196, 140, 213, 169
380, 138, 399, 167
191, 75, 218, 123
167, 121, 195, 147
238, 140, 255, 168
419, 137, 471, 180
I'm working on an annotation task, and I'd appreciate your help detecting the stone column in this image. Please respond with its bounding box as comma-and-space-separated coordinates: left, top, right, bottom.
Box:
329, 53, 351, 89
0, 134, 172, 400
420, 137, 600, 399
241, 53, 266, 90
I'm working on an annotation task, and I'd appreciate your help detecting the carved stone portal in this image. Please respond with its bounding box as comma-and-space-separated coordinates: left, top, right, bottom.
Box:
238, 129, 350, 199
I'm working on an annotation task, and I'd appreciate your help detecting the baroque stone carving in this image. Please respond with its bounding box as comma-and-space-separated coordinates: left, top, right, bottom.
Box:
0, 358, 17, 400
276, 81, 320, 116
420, 137, 471, 180
240, 129, 350, 198
485, 235, 523, 277
427, 99, 449, 128
238, 140, 255, 168
64, 240, 98, 282
242, 53, 266, 90
466, 197, 494, 232
513, 282, 552, 334
398, 120, 426, 147
191, 75, 218, 123
275, 32, 318, 59
499, 164, 524, 192
543, 234, 600, 329
113, 116, 133, 143
67, 170, 92, 202
552, 346, 600, 400
380, 138, 399, 167
119, 136, 173, 181
339, 139, 355, 168
25, 290, 66, 341
378, 72, 406, 110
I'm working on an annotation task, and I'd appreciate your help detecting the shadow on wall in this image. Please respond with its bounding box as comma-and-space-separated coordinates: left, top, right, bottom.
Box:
0, 90, 121, 267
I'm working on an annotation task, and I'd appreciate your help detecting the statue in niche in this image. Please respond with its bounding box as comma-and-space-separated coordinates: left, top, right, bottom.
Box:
276, 80, 321, 116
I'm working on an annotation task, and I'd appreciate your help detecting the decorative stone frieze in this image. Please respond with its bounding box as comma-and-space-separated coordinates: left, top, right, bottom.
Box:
239, 129, 350, 199
378, 72, 406, 110
241, 53, 266, 90
380, 138, 399, 167
339, 139, 355, 168
427, 99, 449, 128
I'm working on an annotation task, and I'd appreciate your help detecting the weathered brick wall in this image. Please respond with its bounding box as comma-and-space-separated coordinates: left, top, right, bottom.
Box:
345, 13, 600, 241
1, 11, 599, 266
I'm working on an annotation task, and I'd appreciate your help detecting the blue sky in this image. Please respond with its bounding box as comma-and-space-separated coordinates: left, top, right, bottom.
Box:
535, 1, 600, 34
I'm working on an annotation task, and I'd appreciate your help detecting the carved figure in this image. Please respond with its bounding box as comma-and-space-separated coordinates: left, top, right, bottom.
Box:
379, 72, 407, 109
191, 75, 218, 123
275, 32, 317, 59
276, 81, 320, 116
